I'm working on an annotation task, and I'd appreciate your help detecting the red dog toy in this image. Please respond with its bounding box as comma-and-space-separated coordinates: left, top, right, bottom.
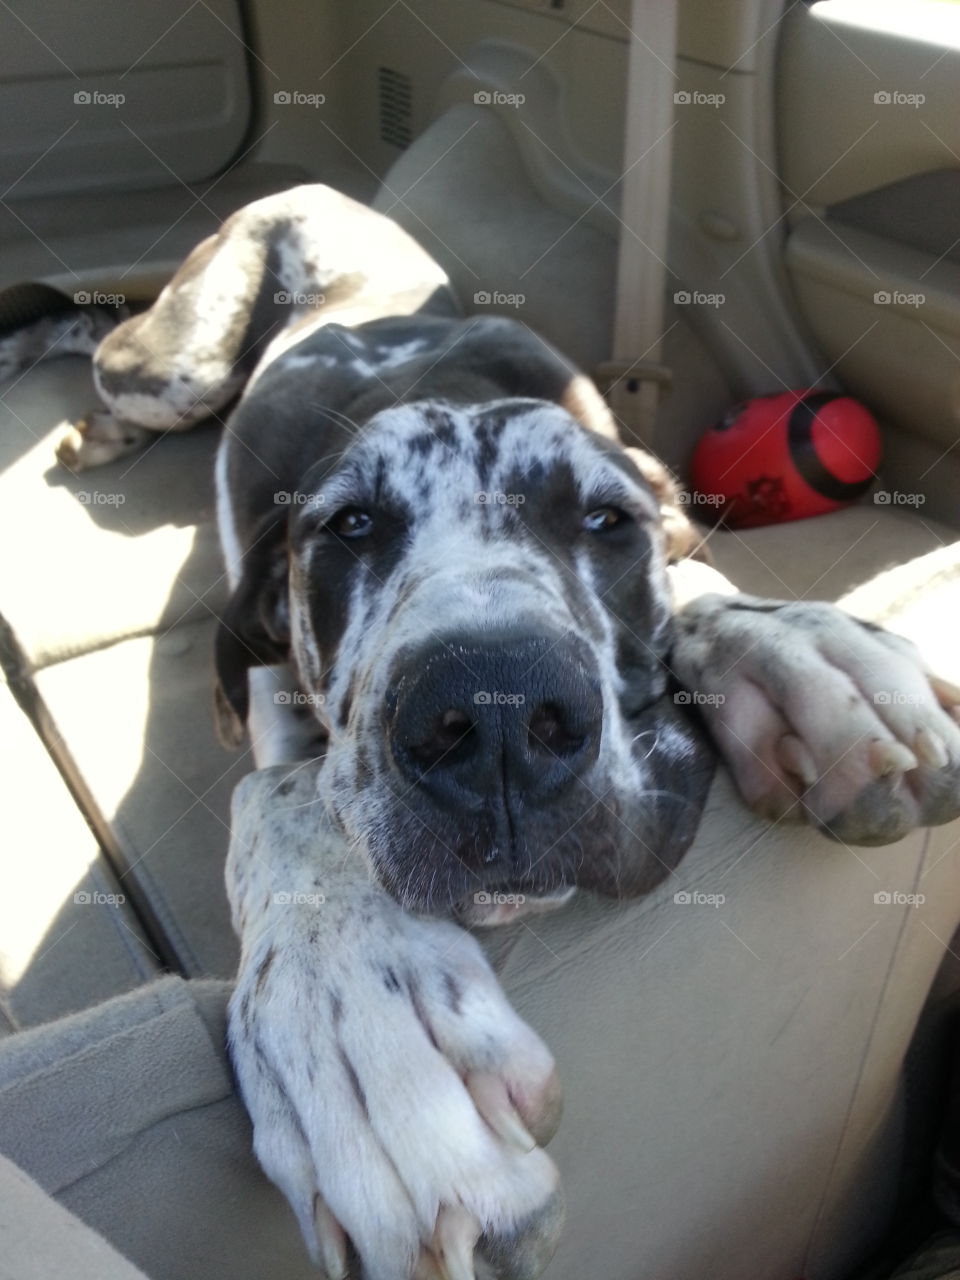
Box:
690, 389, 881, 529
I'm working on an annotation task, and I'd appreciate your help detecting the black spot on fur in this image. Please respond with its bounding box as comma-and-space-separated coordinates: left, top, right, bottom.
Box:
483, 409, 509, 440
338, 1048, 369, 1117
355, 748, 373, 788
435, 420, 457, 448
418, 405, 457, 447
253, 1035, 271, 1073
725, 601, 786, 614
406, 431, 437, 458
474, 416, 503, 489
373, 453, 388, 502
406, 976, 440, 1050
255, 946, 275, 994
330, 990, 343, 1026
340, 674, 358, 729
383, 966, 402, 993
302, 496, 411, 680
276, 777, 295, 797
443, 971, 463, 1015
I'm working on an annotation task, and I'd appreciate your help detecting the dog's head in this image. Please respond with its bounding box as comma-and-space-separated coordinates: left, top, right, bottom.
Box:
217, 398, 714, 917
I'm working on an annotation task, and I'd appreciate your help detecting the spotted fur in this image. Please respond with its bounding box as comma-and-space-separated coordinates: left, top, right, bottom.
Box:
43, 184, 960, 1279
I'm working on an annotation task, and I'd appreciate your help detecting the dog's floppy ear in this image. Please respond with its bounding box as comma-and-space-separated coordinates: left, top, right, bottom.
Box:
625, 446, 709, 565
214, 513, 291, 746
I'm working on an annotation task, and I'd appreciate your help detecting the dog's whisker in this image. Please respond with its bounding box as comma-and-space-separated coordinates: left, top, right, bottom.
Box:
307, 403, 366, 439
631, 729, 661, 763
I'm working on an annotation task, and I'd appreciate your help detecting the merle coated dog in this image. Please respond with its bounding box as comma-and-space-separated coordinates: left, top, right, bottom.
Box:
29, 185, 960, 1279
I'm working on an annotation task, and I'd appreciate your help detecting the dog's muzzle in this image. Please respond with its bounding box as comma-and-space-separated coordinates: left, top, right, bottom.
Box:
387, 633, 602, 868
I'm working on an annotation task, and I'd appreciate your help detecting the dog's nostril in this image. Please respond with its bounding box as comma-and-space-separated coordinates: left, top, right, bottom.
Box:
528, 702, 588, 758
410, 707, 475, 766
439, 707, 472, 740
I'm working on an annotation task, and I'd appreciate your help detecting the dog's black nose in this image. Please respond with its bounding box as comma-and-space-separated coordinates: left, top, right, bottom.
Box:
388, 634, 602, 809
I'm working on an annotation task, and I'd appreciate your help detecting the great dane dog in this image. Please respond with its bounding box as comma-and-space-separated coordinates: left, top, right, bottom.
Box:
31, 186, 960, 1279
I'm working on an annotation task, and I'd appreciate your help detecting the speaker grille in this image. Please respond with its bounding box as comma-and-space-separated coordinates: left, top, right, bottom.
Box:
378, 66, 413, 149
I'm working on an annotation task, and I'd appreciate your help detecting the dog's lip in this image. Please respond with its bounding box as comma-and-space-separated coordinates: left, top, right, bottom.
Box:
456, 884, 576, 926
464, 878, 572, 905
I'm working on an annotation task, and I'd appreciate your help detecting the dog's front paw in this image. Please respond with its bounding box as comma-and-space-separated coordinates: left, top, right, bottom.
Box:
673, 594, 960, 844
229, 903, 562, 1280
56, 411, 150, 470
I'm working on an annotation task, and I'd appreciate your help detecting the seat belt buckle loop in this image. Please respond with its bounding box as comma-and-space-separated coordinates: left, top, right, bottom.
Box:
594, 359, 672, 399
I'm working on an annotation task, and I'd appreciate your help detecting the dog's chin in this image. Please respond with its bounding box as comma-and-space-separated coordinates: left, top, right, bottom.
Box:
368, 840, 579, 918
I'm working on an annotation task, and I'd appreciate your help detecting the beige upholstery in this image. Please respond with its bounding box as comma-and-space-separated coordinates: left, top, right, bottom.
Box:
711, 504, 959, 602
35, 623, 249, 978
0, 682, 158, 1033
373, 104, 737, 473
489, 781, 958, 1280
0, 359, 226, 670
0, 1152, 147, 1280
0, 978, 317, 1280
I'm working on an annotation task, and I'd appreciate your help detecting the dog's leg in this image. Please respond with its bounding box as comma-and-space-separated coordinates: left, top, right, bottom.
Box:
668, 558, 960, 843
57, 229, 252, 469
227, 764, 564, 1279
61, 185, 452, 469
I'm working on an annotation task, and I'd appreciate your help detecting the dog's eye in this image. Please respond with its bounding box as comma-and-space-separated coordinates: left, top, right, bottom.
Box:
326, 508, 373, 539
582, 506, 629, 533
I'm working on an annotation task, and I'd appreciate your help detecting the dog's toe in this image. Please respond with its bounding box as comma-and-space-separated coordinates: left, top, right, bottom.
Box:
55, 411, 150, 470
478, 1185, 567, 1280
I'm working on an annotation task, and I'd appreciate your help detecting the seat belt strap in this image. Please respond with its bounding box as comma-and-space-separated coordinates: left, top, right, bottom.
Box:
597, 0, 678, 445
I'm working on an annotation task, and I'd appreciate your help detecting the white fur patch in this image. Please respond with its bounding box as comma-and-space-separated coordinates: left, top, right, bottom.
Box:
214, 438, 243, 589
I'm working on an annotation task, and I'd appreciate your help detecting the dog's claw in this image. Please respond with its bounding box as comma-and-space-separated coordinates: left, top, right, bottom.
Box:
433, 1205, 479, 1280
777, 733, 818, 789
55, 423, 85, 469
868, 739, 918, 778
467, 1071, 537, 1153
313, 1194, 348, 1279
929, 673, 960, 711
526, 1067, 563, 1148
914, 727, 950, 770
